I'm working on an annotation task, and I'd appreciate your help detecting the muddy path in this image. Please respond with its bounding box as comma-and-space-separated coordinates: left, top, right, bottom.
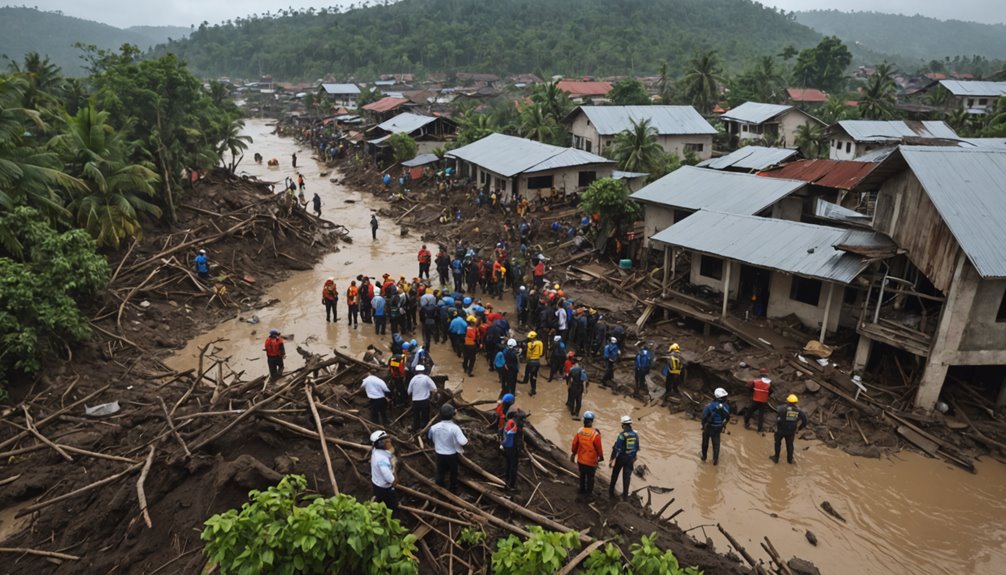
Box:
163, 120, 1006, 575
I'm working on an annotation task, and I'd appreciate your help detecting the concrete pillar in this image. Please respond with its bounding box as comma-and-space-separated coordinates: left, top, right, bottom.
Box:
820, 283, 836, 343
661, 246, 671, 298
721, 262, 732, 319
852, 336, 873, 372
916, 363, 948, 411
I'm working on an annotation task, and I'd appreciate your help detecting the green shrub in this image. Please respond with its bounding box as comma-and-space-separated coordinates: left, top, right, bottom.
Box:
629, 534, 702, 575
201, 475, 418, 575
491, 526, 581, 575
580, 542, 624, 574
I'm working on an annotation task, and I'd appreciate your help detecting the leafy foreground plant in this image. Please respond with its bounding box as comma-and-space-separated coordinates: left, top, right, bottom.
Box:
202, 475, 418, 575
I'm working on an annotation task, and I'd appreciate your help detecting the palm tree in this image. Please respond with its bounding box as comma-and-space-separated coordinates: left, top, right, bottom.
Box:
657, 61, 674, 104
456, 112, 498, 146
608, 119, 665, 175
817, 95, 854, 124
518, 102, 562, 145
51, 103, 161, 248
217, 118, 253, 173
794, 123, 826, 159
750, 56, 786, 103
529, 81, 573, 125
859, 65, 897, 120
681, 50, 724, 115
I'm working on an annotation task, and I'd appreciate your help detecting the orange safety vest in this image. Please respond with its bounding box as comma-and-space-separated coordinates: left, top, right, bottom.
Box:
495, 403, 511, 430
571, 427, 602, 467
264, 336, 284, 357
464, 326, 478, 346
388, 356, 405, 379
751, 378, 771, 403
323, 282, 337, 302
418, 249, 431, 264
346, 285, 359, 305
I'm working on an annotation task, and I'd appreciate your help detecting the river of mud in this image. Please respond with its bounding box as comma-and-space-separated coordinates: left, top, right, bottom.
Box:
167, 120, 1006, 575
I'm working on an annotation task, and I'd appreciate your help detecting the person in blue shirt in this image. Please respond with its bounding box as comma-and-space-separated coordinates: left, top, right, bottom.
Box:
514, 286, 529, 327
194, 249, 209, 280
601, 337, 620, 384
371, 293, 387, 335
608, 415, 640, 498
449, 313, 469, 355
701, 388, 731, 465
451, 258, 464, 293
634, 343, 654, 393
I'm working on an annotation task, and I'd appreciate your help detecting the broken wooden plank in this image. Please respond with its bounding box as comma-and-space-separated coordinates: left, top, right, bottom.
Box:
896, 425, 939, 456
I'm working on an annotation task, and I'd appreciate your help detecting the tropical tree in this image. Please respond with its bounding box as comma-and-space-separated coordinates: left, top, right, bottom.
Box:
657, 61, 674, 104
217, 118, 253, 173
859, 64, 897, 120
609, 78, 651, 105
680, 50, 724, 115
794, 122, 826, 159
51, 103, 161, 248
456, 112, 498, 146
518, 102, 563, 145
793, 36, 852, 93
388, 132, 418, 163
356, 86, 383, 110
607, 118, 665, 175
529, 80, 573, 125
816, 95, 856, 124
578, 178, 641, 242
6, 52, 64, 121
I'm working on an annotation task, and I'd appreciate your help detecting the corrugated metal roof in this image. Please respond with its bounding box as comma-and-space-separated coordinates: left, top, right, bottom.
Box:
835, 120, 958, 142
720, 102, 793, 124
402, 153, 439, 167
363, 97, 412, 113
813, 198, 870, 222
446, 133, 612, 178
698, 146, 799, 171
958, 138, 1006, 151
377, 112, 438, 134
612, 170, 649, 179
650, 210, 872, 283
321, 83, 360, 95
630, 165, 806, 214
575, 106, 716, 136
900, 146, 1006, 278
556, 80, 613, 97
758, 159, 878, 190
938, 80, 1006, 97
855, 147, 896, 163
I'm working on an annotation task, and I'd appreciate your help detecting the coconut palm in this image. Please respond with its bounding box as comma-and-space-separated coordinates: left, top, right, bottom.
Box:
529, 80, 573, 125
681, 50, 724, 115
51, 103, 161, 248
750, 56, 786, 103
518, 102, 562, 145
794, 122, 826, 159
456, 112, 498, 146
608, 119, 665, 175
217, 117, 253, 173
859, 65, 897, 120
657, 61, 674, 104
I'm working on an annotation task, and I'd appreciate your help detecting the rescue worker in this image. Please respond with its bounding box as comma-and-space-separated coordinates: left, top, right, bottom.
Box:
547, 335, 567, 382
370, 430, 398, 513
566, 357, 588, 419
634, 343, 654, 393
601, 337, 620, 385
371, 290, 387, 335
570, 411, 603, 496
501, 408, 521, 491
417, 244, 432, 280
664, 343, 686, 397
422, 299, 443, 351
346, 280, 360, 328
435, 248, 451, 287
772, 394, 808, 464
387, 351, 407, 407
322, 278, 338, 322
194, 249, 210, 280
407, 364, 438, 432
263, 329, 285, 379
494, 393, 515, 440
608, 415, 639, 499
522, 331, 544, 396
501, 339, 520, 397
361, 372, 391, 424
462, 316, 480, 376
745, 368, 773, 432
359, 277, 373, 323
370, 214, 379, 240
701, 388, 730, 465
428, 404, 468, 493
448, 311, 468, 356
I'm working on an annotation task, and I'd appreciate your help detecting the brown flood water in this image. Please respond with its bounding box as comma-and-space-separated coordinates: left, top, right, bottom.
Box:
168, 120, 1006, 575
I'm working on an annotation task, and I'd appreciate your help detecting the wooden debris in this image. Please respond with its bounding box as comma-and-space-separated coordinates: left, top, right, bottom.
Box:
136, 446, 156, 528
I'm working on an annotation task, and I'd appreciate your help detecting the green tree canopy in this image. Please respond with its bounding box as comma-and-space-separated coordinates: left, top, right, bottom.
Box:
607, 118, 665, 175
793, 36, 852, 93
609, 78, 651, 105
681, 50, 724, 115
578, 178, 641, 240
388, 132, 418, 163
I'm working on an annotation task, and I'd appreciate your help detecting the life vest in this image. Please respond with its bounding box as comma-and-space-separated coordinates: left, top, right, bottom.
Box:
464, 326, 478, 346
495, 402, 512, 430
572, 427, 601, 466
526, 340, 544, 360
388, 355, 405, 379
752, 378, 771, 403
323, 283, 337, 302
264, 336, 284, 357
667, 353, 683, 375
418, 249, 431, 264
346, 285, 359, 305
618, 431, 640, 458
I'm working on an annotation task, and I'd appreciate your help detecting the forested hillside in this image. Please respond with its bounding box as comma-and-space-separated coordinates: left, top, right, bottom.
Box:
151, 0, 823, 80
797, 10, 1006, 63
0, 7, 189, 76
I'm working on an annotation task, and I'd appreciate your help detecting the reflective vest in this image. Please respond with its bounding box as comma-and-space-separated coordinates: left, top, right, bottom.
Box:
264, 336, 284, 357
526, 340, 544, 361
751, 378, 771, 403
495, 402, 512, 430
571, 427, 601, 467
388, 355, 405, 379
464, 326, 479, 346
418, 249, 431, 264
667, 353, 684, 375
616, 430, 640, 458
346, 285, 358, 305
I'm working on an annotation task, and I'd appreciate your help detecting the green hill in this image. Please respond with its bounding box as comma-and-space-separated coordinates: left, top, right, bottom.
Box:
796, 10, 1006, 63
0, 7, 189, 76
151, 0, 823, 80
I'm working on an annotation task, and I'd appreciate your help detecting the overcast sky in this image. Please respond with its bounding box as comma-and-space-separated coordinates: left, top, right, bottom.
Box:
24, 0, 1006, 28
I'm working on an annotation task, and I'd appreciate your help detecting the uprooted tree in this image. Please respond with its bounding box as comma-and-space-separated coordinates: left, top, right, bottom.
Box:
578, 177, 642, 250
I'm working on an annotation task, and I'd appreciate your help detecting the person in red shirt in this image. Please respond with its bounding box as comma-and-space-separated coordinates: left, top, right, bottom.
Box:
263, 329, 285, 379
417, 244, 432, 280
322, 278, 338, 322
745, 368, 773, 432
533, 255, 546, 290
570, 411, 603, 496
346, 281, 360, 327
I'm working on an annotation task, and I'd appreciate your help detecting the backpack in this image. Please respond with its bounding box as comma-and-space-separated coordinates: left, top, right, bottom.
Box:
494, 351, 506, 370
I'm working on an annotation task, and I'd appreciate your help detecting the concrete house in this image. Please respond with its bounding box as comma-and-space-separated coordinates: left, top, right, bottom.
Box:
853, 146, 1006, 410
320, 83, 361, 107
757, 158, 891, 218
366, 112, 457, 156
720, 102, 824, 148
827, 120, 958, 161
565, 105, 717, 160
938, 80, 1006, 114
447, 133, 614, 203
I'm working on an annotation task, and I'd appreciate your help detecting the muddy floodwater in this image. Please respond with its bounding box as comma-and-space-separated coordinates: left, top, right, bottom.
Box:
168, 120, 1006, 575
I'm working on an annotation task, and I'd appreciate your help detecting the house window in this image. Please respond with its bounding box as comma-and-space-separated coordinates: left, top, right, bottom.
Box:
742, 125, 749, 133
585, 140, 593, 153
834, 140, 841, 149
790, 277, 822, 306
845, 142, 852, 154
967, 99, 975, 107
979, 98, 988, 106
578, 171, 597, 187
527, 175, 553, 189
996, 289, 1006, 322
480, 171, 487, 184
685, 143, 705, 153
699, 255, 724, 280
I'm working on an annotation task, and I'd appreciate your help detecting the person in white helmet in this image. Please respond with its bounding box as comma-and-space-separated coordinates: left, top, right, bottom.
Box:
369, 430, 398, 513
701, 388, 731, 465
194, 249, 210, 280
406, 364, 438, 432
609, 416, 640, 498
601, 336, 620, 385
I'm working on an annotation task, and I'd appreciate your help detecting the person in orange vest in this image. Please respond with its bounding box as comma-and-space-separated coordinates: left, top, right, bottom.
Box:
263, 329, 286, 379
322, 278, 338, 322
417, 244, 432, 280
462, 316, 480, 375
570, 411, 603, 496
744, 368, 773, 432
494, 393, 515, 439
346, 281, 359, 328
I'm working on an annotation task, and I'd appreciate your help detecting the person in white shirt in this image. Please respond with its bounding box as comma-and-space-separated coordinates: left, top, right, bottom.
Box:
406, 364, 438, 432
361, 373, 390, 424
369, 430, 398, 513
427, 403, 468, 493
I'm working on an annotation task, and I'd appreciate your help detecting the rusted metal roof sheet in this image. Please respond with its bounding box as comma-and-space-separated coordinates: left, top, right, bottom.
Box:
758, 159, 878, 190
787, 88, 829, 102
698, 146, 799, 171
446, 133, 612, 178
650, 210, 874, 283
556, 80, 613, 97
630, 165, 805, 215
574, 105, 716, 135
363, 97, 412, 113
938, 80, 1006, 97
835, 120, 958, 142
900, 146, 1006, 278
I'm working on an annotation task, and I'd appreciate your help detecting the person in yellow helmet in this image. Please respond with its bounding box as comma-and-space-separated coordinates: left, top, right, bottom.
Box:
772, 394, 808, 464
522, 331, 544, 396
663, 343, 685, 397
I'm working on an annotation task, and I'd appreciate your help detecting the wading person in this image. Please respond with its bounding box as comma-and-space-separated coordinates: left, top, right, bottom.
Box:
311, 192, 321, 217
772, 395, 808, 464
745, 368, 772, 432
361, 372, 391, 424
428, 404, 468, 493
263, 329, 285, 379
407, 364, 438, 432
608, 415, 639, 499
370, 430, 398, 513
370, 214, 379, 240
566, 357, 588, 419
701, 388, 730, 465
634, 342, 653, 394
322, 277, 338, 322
570, 411, 603, 497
